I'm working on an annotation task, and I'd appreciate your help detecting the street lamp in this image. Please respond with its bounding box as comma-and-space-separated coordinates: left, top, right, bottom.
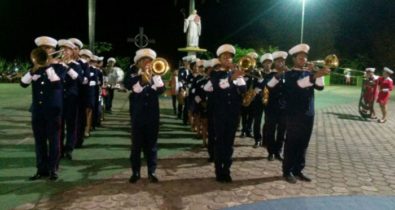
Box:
300, 0, 306, 43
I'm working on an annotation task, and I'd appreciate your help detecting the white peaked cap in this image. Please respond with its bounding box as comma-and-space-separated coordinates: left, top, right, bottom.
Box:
289, 43, 310, 56
365, 67, 376, 72
58, 39, 76, 49
107, 57, 116, 63
203, 60, 211, 68
79, 49, 93, 59
133, 48, 157, 63
272, 51, 288, 60
216, 44, 236, 56
210, 58, 221, 67
384, 67, 393, 74
247, 52, 259, 59
97, 56, 104, 61
34, 36, 57, 48
68, 38, 83, 49
182, 56, 190, 61
259, 53, 273, 63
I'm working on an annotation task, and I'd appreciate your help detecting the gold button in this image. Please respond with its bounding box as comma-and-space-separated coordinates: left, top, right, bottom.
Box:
41, 82, 45, 85
40, 91, 43, 94
39, 101, 42, 104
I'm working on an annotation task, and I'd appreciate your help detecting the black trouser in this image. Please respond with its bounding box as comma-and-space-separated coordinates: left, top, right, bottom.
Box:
32, 110, 61, 173
182, 99, 189, 124
282, 114, 314, 176
213, 114, 238, 177
130, 120, 159, 175
75, 92, 86, 147
61, 95, 79, 154
252, 101, 264, 143
266, 110, 286, 155
171, 95, 177, 115
241, 105, 254, 135
104, 88, 114, 111
207, 110, 215, 159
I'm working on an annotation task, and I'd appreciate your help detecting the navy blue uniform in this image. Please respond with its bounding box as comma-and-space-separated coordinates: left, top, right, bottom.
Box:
20, 66, 63, 175
124, 73, 165, 176
53, 62, 83, 156
75, 59, 90, 147
207, 70, 246, 179
282, 69, 324, 176
178, 67, 190, 123
250, 72, 267, 145
265, 71, 286, 156
240, 75, 254, 137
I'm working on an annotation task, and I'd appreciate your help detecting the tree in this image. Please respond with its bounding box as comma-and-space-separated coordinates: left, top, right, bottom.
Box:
93, 42, 113, 55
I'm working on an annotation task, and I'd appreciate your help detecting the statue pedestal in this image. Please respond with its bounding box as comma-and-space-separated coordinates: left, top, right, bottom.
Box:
178, 47, 207, 56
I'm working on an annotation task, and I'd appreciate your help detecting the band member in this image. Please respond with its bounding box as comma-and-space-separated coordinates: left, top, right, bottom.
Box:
57, 39, 83, 160
206, 58, 221, 162
363, 68, 379, 119
268, 43, 329, 183
186, 58, 202, 132
68, 38, 91, 148
252, 53, 273, 148
192, 59, 208, 142
204, 44, 247, 182
377, 67, 394, 123
21, 36, 62, 180
265, 51, 288, 161
240, 52, 259, 138
178, 56, 191, 123
104, 57, 124, 113
92, 56, 104, 128
169, 68, 179, 115
124, 48, 165, 183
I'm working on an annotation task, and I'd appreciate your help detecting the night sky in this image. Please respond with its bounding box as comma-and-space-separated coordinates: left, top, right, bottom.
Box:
1, 0, 395, 67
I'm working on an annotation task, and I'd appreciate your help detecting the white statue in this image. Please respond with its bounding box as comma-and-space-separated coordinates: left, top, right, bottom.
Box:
184, 10, 201, 48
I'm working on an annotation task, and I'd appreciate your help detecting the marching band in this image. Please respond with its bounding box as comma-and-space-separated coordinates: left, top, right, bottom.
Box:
20, 35, 392, 185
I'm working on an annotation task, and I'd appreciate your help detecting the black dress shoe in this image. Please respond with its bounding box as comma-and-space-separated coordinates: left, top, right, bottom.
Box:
29, 172, 49, 181
283, 174, 297, 184
275, 154, 283, 161
223, 174, 232, 183
216, 175, 224, 182
129, 174, 140, 183
294, 173, 312, 182
148, 174, 159, 183
49, 172, 58, 181
268, 154, 274, 161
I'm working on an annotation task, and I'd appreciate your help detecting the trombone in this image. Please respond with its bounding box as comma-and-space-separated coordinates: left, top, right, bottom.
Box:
309, 54, 339, 70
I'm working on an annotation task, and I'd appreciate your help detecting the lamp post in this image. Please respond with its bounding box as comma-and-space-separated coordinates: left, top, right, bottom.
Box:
300, 0, 306, 43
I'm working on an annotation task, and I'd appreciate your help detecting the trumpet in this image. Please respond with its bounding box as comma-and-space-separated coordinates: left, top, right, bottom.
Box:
310, 54, 339, 69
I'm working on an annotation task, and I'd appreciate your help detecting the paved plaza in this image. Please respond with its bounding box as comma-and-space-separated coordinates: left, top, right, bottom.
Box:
13, 101, 395, 210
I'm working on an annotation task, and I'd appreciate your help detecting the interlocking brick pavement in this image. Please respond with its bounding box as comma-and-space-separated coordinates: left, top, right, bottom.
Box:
14, 103, 395, 210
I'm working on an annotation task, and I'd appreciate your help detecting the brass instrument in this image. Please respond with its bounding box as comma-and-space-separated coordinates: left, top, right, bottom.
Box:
242, 88, 257, 107
262, 86, 269, 105
151, 57, 170, 76
30, 48, 49, 72
310, 54, 339, 69
238, 56, 256, 72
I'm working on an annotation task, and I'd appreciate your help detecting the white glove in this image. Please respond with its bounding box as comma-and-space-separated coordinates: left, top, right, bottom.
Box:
152, 75, 164, 87
89, 81, 96, 86
83, 77, 88, 84
133, 82, 143, 93
297, 76, 314, 88
32, 74, 41, 81
233, 77, 246, 86
382, 88, 389, 92
195, 96, 202, 103
219, 78, 230, 89
204, 81, 213, 92
254, 87, 261, 94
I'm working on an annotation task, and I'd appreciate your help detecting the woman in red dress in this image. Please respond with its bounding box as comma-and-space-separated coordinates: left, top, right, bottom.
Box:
377, 67, 394, 123
363, 68, 379, 119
